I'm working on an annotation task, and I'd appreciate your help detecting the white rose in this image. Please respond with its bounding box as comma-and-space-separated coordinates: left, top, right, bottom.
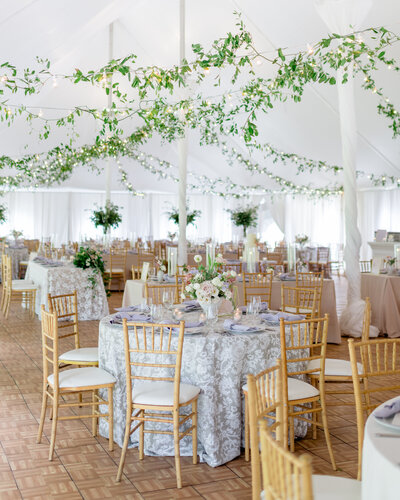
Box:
217, 253, 223, 258
185, 284, 193, 292
194, 254, 202, 263
212, 277, 222, 287
225, 290, 232, 299
193, 283, 200, 290
230, 270, 237, 277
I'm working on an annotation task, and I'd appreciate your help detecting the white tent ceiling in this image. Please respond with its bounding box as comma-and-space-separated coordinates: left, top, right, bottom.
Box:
0, 0, 399, 194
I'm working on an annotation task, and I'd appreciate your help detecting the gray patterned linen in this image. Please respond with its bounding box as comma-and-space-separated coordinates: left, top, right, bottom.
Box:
98, 316, 308, 467
25, 261, 109, 319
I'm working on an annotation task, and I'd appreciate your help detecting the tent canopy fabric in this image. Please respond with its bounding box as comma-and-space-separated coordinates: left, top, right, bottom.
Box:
0, 0, 399, 195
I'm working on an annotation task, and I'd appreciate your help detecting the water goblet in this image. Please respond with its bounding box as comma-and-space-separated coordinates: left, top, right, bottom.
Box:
163, 290, 174, 311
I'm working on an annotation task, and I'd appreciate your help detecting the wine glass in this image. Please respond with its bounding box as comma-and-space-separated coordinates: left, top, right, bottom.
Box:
150, 304, 162, 322
163, 290, 174, 311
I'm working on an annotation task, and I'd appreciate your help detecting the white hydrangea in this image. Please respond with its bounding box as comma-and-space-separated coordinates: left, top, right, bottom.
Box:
194, 254, 202, 263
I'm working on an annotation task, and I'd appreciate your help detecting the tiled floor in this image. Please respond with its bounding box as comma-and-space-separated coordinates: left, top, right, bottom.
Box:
0, 278, 389, 499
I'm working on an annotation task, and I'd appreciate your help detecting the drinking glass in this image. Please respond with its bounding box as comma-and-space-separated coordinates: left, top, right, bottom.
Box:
150, 304, 162, 322
252, 296, 261, 315
163, 290, 174, 311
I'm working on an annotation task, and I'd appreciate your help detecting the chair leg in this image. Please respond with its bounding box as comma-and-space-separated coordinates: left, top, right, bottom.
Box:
173, 408, 182, 489
320, 399, 337, 470
37, 385, 48, 443
139, 410, 144, 460
192, 399, 198, 465
92, 390, 97, 437
244, 391, 250, 461
289, 413, 295, 452
312, 400, 317, 440
116, 408, 132, 482
108, 387, 114, 452
49, 395, 59, 461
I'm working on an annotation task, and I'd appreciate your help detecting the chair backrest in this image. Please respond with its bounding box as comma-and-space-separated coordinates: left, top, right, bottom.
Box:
109, 249, 127, 271
317, 247, 329, 262
3, 255, 12, 290
221, 262, 242, 274
295, 272, 324, 316
266, 252, 283, 265
280, 315, 329, 380
145, 283, 179, 305
40, 305, 60, 389
243, 272, 273, 307
247, 361, 287, 500
359, 260, 372, 273
361, 297, 371, 341
122, 320, 185, 408
348, 337, 400, 480
47, 290, 80, 349
281, 285, 317, 318
259, 419, 313, 500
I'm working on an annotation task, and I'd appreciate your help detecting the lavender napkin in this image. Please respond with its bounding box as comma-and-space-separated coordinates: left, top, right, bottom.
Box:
181, 300, 201, 311
260, 312, 305, 323
374, 399, 400, 418
110, 313, 151, 324
223, 319, 260, 332
114, 305, 142, 312
279, 273, 296, 281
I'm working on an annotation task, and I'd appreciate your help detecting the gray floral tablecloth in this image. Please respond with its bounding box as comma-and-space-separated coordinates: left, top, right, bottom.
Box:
25, 261, 109, 320
98, 316, 308, 467
1, 246, 29, 280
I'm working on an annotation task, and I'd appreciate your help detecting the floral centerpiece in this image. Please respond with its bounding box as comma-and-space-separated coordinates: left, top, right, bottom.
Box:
90, 201, 122, 235
156, 257, 168, 281
166, 205, 202, 227
385, 256, 396, 274
182, 254, 237, 313
227, 206, 258, 236
73, 246, 110, 294
11, 229, 23, 245
295, 234, 309, 247
0, 204, 6, 225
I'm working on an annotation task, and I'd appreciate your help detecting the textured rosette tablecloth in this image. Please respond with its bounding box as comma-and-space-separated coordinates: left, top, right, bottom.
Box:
25, 261, 109, 320
98, 316, 307, 467
1, 246, 29, 280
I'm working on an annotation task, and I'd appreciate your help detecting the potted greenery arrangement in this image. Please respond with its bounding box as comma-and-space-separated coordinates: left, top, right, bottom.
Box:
227, 206, 258, 236
166, 205, 201, 227
90, 201, 122, 235
73, 246, 110, 294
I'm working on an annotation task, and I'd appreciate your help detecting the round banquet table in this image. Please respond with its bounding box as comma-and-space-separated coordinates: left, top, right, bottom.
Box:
98, 313, 308, 467
362, 396, 400, 499
2, 246, 29, 279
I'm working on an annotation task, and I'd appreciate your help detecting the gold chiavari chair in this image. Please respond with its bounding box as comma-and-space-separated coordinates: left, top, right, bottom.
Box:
309, 298, 371, 407
266, 251, 283, 265
281, 285, 317, 319
133, 250, 155, 279
296, 271, 324, 317
349, 337, 400, 480
48, 290, 98, 367
280, 315, 336, 470
243, 271, 273, 308
2, 255, 37, 319
359, 260, 372, 273
221, 261, 242, 275
37, 306, 115, 460
242, 361, 286, 468
145, 282, 180, 305
106, 249, 127, 290
259, 419, 361, 500
116, 319, 200, 488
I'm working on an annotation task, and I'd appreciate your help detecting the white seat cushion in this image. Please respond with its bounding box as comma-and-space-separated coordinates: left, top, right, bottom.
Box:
288, 377, 319, 401
48, 367, 115, 389
285, 306, 312, 314
133, 381, 200, 406
11, 281, 37, 290
106, 268, 124, 273
312, 475, 361, 499
308, 358, 363, 377
261, 475, 361, 500
59, 347, 99, 363
19, 261, 29, 266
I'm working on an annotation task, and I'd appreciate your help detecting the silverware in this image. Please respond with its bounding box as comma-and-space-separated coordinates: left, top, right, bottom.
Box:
375, 433, 400, 438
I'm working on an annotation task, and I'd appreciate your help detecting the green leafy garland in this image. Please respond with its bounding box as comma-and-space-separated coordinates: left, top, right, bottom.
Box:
90, 202, 122, 235
227, 206, 258, 235
0, 204, 6, 224
0, 19, 399, 197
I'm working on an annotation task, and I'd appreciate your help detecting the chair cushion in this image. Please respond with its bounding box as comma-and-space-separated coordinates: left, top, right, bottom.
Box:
48, 367, 115, 389
106, 268, 124, 273
284, 306, 312, 314
312, 475, 361, 499
308, 358, 363, 377
19, 261, 29, 266
261, 475, 360, 500
11, 281, 37, 290
288, 377, 319, 400
59, 347, 99, 364
133, 381, 200, 406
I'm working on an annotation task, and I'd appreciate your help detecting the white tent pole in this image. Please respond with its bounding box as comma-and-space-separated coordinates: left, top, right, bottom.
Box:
178, 0, 188, 266
105, 22, 114, 205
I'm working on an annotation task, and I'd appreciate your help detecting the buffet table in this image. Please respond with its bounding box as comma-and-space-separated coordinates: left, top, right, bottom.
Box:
361, 274, 400, 337
362, 396, 400, 499
25, 261, 109, 320
98, 313, 307, 467
122, 277, 340, 344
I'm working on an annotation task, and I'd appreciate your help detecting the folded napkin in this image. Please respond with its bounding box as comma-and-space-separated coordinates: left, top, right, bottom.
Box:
110, 312, 151, 324
114, 305, 141, 312
223, 319, 259, 332
184, 321, 204, 329
279, 273, 296, 281
181, 300, 201, 311
163, 275, 177, 283
374, 399, 400, 418
260, 312, 305, 323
